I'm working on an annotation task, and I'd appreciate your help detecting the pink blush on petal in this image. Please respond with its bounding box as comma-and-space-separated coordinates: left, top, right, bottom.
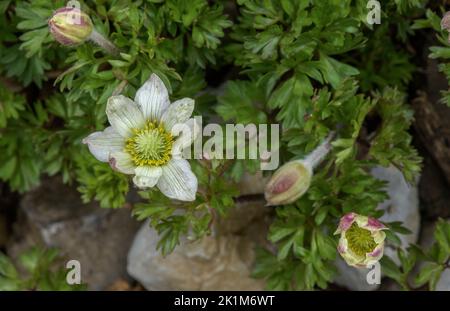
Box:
340, 213, 356, 231
368, 247, 382, 258
109, 157, 117, 171
337, 244, 346, 254
367, 217, 386, 230
271, 173, 296, 194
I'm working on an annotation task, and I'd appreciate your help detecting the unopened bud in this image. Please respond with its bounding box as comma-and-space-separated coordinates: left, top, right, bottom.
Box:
264, 160, 312, 206
441, 12, 450, 43
441, 11, 450, 31
48, 7, 93, 46
264, 131, 335, 206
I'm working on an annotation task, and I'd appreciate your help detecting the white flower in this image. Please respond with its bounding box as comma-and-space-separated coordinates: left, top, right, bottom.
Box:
83, 74, 200, 201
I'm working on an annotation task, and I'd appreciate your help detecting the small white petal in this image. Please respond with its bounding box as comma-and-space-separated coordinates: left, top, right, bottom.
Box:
157, 159, 197, 201
135, 74, 170, 121
109, 151, 136, 174
161, 98, 195, 130
106, 95, 145, 138
171, 118, 201, 157
133, 166, 162, 189
82, 127, 124, 162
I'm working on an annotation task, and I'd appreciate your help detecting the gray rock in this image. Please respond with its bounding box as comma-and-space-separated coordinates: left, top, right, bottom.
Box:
373, 166, 420, 260
334, 166, 420, 291
127, 199, 271, 290
333, 258, 380, 291
7, 177, 140, 290
420, 220, 437, 250
436, 270, 450, 291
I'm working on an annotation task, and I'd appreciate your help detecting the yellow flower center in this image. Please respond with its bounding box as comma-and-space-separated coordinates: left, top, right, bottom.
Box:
345, 223, 377, 257
124, 121, 173, 167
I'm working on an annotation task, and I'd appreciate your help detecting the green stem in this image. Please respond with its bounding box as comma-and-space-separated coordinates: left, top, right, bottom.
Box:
88, 29, 120, 56
304, 131, 336, 169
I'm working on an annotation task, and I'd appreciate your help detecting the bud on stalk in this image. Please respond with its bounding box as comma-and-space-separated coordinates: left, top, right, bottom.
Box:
264, 131, 335, 206
48, 7, 93, 46
48, 7, 119, 56
441, 12, 450, 43
441, 12, 450, 31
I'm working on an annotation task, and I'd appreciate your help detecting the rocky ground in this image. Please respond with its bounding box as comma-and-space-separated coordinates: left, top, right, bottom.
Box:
0, 157, 448, 291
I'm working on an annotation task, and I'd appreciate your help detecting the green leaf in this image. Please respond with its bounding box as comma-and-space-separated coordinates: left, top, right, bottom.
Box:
381, 256, 402, 283
76, 152, 129, 209
0, 276, 21, 291
0, 253, 18, 279
318, 53, 360, 89
269, 227, 297, 243
314, 230, 336, 260
434, 219, 450, 263
19, 248, 42, 273
277, 236, 295, 260
415, 262, 444, 290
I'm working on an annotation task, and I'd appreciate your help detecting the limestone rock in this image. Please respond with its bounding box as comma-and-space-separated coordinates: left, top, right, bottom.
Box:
373, 166, 420, 260
127, 199, 271, 290
436, 270, 450, 291
333, 258, 380, 291
7, 177, 140, 290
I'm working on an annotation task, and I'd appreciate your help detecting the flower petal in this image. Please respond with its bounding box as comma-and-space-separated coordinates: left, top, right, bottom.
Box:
106, 95, 145, 138
337, 235, 348, 255
372, 230, 386, 244
157, 159, 197, 201
355, 214, 369, 228
161, 98, 194, 131
171, 118, 201, 157
363, 217, 387, 232
340, 249, 365, 267
109, 151, 136, 174
134, 74, 170, 121
367, 243, 384, 259
82, 127, 124, 162
334, 212, 356, 235
133, 166, 162, 189
362, 243, 385, 266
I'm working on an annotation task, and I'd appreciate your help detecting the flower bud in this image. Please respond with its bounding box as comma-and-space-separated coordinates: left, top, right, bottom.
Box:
264, 131, 335, 206
441, 11, 450, 31
334, 213, 387, 268
264, 160, 312, 206
441, 12, 450, 43
48, 7, 93, 46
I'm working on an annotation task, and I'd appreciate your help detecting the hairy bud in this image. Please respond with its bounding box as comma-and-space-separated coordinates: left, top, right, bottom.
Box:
264, 160, 312, 206
264, 131, 335, 206
48, 7, 93, 46
441, 11, 450, 31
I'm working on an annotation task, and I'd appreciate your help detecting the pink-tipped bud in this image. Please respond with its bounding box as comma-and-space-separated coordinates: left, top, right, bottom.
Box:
264, 160, 312, 206
264, 131, 335, 206
441, 12, 450, 31
48, 7, 93, 46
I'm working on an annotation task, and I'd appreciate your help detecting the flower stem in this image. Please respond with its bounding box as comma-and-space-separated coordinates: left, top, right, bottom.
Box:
112, 80, 128, 96
88, 29, 120, 56
304, 131, 336, 169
